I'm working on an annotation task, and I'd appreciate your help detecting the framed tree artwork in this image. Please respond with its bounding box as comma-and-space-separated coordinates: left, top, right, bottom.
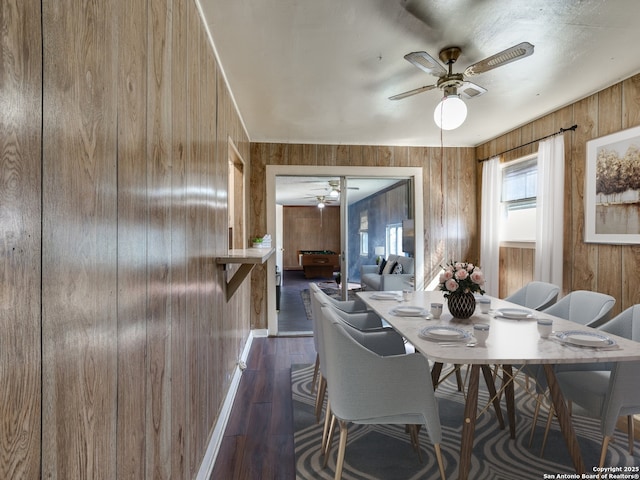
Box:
585, 125, 640, 244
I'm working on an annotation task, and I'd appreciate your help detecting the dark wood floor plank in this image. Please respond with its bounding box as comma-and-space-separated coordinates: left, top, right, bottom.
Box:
212, 336, 316, 479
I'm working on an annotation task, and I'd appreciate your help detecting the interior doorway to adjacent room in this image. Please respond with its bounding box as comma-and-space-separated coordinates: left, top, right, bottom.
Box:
267, 166, 424, 336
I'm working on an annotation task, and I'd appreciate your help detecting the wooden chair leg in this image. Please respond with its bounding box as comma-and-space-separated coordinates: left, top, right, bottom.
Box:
311, 354, 319, 393
434, 443, 446, 480
315, 376, 327, 422
321, 399, 332, 455
599, 436, 612, 474
323, 414, 337, 467
408, 424, 423, 463
628, 415, 634, 455
334, 420, 349, 480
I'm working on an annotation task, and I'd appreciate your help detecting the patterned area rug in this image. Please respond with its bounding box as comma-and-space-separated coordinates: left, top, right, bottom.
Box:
292, 364, 640, 479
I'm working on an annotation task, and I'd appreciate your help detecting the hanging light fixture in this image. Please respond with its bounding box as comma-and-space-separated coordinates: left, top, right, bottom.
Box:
317, 196, 326, 208
433, 91, 467, 130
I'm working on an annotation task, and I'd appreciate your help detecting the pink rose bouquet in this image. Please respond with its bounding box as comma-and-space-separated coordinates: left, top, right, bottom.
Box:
438, 261, 485, 298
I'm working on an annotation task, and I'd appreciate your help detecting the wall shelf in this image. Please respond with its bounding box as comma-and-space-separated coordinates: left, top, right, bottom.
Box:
216, 247, 275, 301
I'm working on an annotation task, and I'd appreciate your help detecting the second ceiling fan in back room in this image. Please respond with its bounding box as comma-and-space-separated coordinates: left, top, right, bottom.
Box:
390, 42, 534, 130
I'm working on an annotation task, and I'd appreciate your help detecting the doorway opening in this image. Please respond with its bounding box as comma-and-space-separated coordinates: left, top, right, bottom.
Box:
266, 166, 424, 336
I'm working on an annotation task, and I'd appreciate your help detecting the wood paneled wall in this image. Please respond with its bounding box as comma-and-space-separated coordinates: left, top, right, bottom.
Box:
478, 73, 640, 315
0, 1, 42, 478
250, 143, 478, 328
2, 0, 250, 478
282, 206, 341, 269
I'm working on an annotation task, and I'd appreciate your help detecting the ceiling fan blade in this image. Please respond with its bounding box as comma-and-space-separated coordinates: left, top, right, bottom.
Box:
389, 84, 437, 101
404, 51, 447, 77
459, 81, 487, 99
463, 42, 534, 77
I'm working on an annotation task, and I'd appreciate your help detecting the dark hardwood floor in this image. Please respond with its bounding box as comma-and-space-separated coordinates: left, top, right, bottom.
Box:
278, 269, 315, 333
211, 335, 316, 479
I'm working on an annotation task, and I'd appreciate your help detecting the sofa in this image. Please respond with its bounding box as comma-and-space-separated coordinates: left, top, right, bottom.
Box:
360, 254, 415, 291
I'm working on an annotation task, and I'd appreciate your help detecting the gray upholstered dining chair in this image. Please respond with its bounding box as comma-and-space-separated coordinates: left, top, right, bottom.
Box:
308, 282, 374, 393
503, 281, 560, 311
522, 290, 616, 444
542, 290, 616, 328
320, 305, 446, 480
308, 283, 406, 423
540, 304, 640, 459
309, 282, 368, 313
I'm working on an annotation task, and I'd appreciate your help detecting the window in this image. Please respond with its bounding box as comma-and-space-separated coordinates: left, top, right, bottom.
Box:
360, 232, 368, 256
500, 156, 537, 242
360, 211, 368, 256
386, 223, 404, 256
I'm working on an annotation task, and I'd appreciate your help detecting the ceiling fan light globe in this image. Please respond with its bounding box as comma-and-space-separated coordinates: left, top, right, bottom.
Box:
329, 189, 339, 198
433, 95, 467, 130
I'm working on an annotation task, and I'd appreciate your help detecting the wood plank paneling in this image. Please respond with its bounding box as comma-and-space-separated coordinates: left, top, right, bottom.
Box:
282, 206, 341, 270
42, 0, 119, 477
480, 72, 640, 312
170, 0, 188, 477
0, 1, 42, 478
250, 143, 478, 328
116, 0, 148, 477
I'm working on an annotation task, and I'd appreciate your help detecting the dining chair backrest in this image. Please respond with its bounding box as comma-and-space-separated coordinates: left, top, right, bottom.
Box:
319, 305, 441, 439
598, 304, 640, 341
542, 290, 615, 327
556, 353, 640, 439
311, 286, 405, 356
308, 282, 368, 313
503, 281, 560, 311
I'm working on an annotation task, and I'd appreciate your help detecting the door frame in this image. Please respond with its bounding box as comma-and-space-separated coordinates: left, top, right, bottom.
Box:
266, 165, 424, 336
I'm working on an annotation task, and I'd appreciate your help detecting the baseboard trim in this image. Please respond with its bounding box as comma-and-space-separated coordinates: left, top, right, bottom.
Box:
196, 329, 258, 480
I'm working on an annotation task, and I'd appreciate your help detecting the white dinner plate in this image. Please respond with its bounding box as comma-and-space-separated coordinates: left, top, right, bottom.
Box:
419, 326, 472, 342
390, 306, 429, 317
556, 330, 616, 348
371, 292, 400, 300
495, 308, 534, 320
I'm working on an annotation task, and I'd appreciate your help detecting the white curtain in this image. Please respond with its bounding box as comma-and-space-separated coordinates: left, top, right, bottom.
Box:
535, 135, 565, 287
480, 156, 501, 296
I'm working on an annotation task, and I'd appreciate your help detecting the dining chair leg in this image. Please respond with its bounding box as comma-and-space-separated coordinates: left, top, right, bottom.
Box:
315, 376, 327, 422
334, 420, 349, 480
407, 424, 423, 463
311, 354, 320, 393
323, 414, 337, 468
321, 399, 332, 455
434, 443, 446, 480
628, 415, 634, 455
599, 436, 612, 474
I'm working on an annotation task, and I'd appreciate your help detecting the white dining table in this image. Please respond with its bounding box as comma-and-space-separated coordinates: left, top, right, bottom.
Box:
357, 290, 640, 480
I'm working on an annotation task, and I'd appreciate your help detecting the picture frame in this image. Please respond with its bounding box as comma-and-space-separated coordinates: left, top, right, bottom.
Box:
585, 125, 640, 244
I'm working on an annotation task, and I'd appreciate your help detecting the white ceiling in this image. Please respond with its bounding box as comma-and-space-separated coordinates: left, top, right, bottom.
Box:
200, 0, 640, 148
275, 176, 402, 206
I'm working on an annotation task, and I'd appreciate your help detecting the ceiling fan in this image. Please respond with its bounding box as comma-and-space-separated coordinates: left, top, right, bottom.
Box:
314, 195, 336, 208
326, 179, 359, 198
389, 42, 534, 130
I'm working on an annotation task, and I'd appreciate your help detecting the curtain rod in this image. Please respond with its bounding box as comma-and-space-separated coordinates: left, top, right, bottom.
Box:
477, 124, 578, 163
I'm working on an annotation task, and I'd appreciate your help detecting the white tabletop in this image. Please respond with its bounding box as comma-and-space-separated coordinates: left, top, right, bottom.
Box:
357, 290, 640, 365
